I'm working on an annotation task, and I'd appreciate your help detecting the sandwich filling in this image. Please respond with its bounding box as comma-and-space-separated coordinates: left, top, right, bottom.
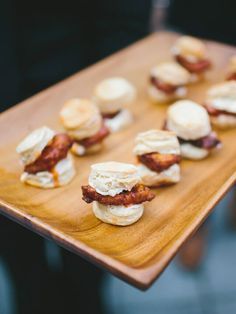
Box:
138, 152, 181, 173
227, 73, 236, 81
163, 122, 220, 150
82, 184, 155, 206
74, 123, 110, 149
24, 134, 73, 174
175, 55, 211, 73
150, 76, 184, 96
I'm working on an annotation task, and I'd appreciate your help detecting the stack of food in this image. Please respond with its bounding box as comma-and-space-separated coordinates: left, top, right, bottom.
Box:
60, 98, 110, 155
16, 126, 75, 188
204, 81, 236, 129
93, 77, 136, 132
172, 36, 211, 82
82, 162, 155, 226
165, 100, 221, 160
134, 130, 181, 187
148, 62, 190, 103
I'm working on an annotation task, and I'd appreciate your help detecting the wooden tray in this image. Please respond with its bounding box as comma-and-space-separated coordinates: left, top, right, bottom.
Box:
0, 32, 236, 290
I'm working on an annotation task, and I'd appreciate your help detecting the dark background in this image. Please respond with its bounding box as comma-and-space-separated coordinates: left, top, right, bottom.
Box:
0, 0, 235, 313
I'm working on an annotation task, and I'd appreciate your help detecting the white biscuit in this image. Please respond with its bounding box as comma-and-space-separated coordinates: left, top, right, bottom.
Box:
211, 114, 236, 129
148, 85, 187, 103
89, 161, 140, 197
20, 155, 76, 188
16, 126, 55, 166
172, 36, 207, 60
150, 62, 190, 86
138, 163, 180, 187
206, 81, 236, 114
104, 109, 133, 133
134, 129, 180, 156
180, 143, 209, 160
92, 201, 144, 226
60, 98, 102, 140
93, 77, 136, 114
167, 100, 211, 140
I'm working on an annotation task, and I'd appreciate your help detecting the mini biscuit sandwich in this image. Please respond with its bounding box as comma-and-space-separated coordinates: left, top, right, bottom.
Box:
226, 56, 236, 81
172, 36, 211, 82
204, 81, 236, 129
165, 100, 221, 160
16, 126, 75, 188
82, 162, 155, 226
93, 77, 136, 132
134, 130, 181, 187
148, 62, 190, 103
60, 98, 110, 156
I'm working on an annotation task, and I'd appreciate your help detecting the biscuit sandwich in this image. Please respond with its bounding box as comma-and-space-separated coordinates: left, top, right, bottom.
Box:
148, 62, 190, 103
60, 98, 110, 155
93, 77, 136, 132
165, 100, 221, 160
16, 126, 75, 188
134, 130, 181, 187
204, 81, 236, 129
172, 36, 211, 82
82, 161, 155, 226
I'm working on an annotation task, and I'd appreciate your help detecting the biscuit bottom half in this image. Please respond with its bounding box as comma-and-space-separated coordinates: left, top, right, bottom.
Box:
137, 163, 180, 187
92, 201, 144, 226
20, 155, 75, 188
180, 143, 209, 160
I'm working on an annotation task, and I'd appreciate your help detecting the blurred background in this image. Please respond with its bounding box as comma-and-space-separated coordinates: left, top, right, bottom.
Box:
0, 0, 236, 313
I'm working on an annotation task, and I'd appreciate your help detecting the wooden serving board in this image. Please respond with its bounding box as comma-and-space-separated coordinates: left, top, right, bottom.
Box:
0, 32, 236, 290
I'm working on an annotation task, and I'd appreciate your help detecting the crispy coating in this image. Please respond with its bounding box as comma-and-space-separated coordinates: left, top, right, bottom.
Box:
150, 77, 178, 94
227, 73, 236, 81
82, 184, 155, 206
25, 134, 73, 174
77, 124, 110, 148
176, 55, 211, 73
138, 153, 181, 173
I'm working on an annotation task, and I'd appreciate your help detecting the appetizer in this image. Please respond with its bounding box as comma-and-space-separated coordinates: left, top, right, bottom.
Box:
226, 55, 236, 81
82, 162, 155, 226
93, 77, 136, 132
204, 81, 236, 129
60, 98, 110, 156
172, 36, 211, 82
134, 130, 181, 187
165, 100, 221, 160
148, 62, 190, 103
16, 126, 75, 188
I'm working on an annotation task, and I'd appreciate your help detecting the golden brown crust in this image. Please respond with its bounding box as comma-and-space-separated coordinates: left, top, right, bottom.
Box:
77, 124, 110, 148
82, 184, 155, 206
138, 153, 181, 173
25, 134, 73, 174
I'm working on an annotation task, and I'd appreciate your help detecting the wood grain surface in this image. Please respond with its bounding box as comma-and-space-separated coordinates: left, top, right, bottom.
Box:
0, 32, 236, 290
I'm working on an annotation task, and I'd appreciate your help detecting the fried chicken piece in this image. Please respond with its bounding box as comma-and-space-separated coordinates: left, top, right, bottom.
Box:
82, 184, 155, 206
179, 132, 221, 150
138, 153, 181, 172
25, 134, 73, 174
176, 55, 211, 73
150, 77, 178, 94
77, 124, 110, 148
